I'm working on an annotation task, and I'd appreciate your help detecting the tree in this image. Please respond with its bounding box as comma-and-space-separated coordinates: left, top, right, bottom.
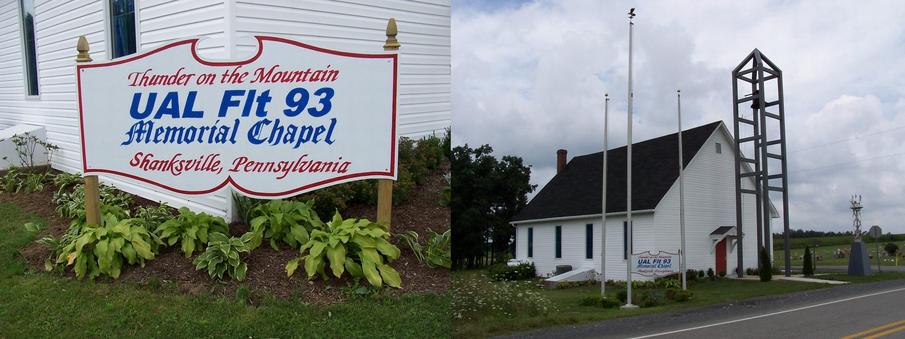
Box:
759, 246, 773, 282
802, 246, 814, 276
884, 243, 899, 257
451, 144, 534, 269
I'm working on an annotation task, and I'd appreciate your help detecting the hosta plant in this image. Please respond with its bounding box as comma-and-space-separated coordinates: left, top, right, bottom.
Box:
286, 212, 402, 288
398, 229, 451, 269
193, 232, 252, 281
249, 199, 323, 250
156, 207, 228, 257
56, 213, 157, 279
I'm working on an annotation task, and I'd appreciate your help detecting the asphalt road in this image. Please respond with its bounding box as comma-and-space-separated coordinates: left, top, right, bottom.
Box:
499, 279, 905, 339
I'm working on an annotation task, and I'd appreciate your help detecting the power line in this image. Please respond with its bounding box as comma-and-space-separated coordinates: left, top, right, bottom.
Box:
791, 151, 905, 174
789, 124, 905, 154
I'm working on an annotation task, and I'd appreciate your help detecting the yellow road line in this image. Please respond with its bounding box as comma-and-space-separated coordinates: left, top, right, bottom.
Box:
865, 324, 905, 339
842, 319, 905, 339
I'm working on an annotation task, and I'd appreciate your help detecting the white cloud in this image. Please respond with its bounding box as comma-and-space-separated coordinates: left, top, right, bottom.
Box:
453, 0, 905, 233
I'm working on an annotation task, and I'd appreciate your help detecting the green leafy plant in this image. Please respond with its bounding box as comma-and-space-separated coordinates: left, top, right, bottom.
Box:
249, 200, 322, 250
54, 184, 133, 219
398, 229, 451, 269
232, 193, 263, 225
487, 263, 535, 281
1, 167, 21, 192
579, 296, 621, 308
134, 203, 175, 227
193, 232, 252, 281
0, 168, 52, 193
56, 213, 157, 279
156, 207, 228, 257
286, 212, 402, 288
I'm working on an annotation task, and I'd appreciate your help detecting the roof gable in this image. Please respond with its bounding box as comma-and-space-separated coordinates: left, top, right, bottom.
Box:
512, 121, 723, 222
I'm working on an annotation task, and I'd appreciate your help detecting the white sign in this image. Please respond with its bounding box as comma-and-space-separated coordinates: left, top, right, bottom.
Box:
631, 250, 681, 277
77, 37, 397, 198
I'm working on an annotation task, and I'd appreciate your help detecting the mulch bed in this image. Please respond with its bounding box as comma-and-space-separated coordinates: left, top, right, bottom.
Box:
8, 165, 450, 305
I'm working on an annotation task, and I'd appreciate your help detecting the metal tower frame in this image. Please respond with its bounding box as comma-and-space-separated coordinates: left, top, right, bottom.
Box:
731, 49, 792, 277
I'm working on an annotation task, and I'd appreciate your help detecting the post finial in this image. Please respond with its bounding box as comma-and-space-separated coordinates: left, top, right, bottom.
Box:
76, 36, 92, 62
384, 18, 400, 51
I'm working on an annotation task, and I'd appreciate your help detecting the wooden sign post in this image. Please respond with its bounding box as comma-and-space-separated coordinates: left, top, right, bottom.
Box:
76, 36, 101, 226
377, 18, 400, 230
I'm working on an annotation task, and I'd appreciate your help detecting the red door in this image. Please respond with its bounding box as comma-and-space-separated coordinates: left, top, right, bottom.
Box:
715, 239, 727, 275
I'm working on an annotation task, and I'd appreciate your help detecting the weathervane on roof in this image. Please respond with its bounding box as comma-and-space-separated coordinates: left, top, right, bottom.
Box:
851, 195, 863, 241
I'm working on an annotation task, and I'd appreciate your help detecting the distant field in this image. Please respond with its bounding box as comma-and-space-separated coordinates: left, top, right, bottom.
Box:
772, 234, 905, 251
772, 233, 905, 268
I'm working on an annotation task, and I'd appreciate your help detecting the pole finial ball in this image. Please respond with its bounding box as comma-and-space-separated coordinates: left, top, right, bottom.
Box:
383, 18, 400, 51
76, 36, 92, 62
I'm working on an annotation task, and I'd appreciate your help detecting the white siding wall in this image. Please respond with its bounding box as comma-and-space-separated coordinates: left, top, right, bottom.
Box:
515, 126, 769, 280
0, 0, 450, 218
232, 0, 451, 137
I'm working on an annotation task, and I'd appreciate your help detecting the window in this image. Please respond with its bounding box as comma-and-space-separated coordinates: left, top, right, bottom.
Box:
623, 221, 632, 260
18, 0, 38, 96
715, 142, 722, 154
585, 224, 593, 259
554, 226, 562, 259
109, 0, 137, 58
527, 227, 533, 258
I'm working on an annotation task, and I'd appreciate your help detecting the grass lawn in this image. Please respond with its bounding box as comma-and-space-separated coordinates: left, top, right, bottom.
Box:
817, 271, 905, 283
773, 242, 905, 267
0, 203, 449, 338
452, 270, 830, 338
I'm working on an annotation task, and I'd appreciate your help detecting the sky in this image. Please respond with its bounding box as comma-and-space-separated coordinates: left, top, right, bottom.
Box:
451, 0, 905, 233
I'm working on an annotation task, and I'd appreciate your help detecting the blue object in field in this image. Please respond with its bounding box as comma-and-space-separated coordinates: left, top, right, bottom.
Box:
848, 241, 873, 276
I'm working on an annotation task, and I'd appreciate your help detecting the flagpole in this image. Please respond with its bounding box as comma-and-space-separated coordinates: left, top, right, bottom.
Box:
678, 89, 687, 291
601, 93, 609, 297
623, 8, 638, 309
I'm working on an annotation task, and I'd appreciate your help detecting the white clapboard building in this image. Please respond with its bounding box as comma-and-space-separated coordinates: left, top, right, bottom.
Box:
0, 0, 450, 218
511, 121, 777, 280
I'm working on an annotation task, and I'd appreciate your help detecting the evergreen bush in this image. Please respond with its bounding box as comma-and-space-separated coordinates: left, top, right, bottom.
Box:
802, 246, 814, 276
759, 246, 773, 282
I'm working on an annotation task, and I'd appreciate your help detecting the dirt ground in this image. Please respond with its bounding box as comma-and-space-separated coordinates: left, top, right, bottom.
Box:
9, 166, 450, 304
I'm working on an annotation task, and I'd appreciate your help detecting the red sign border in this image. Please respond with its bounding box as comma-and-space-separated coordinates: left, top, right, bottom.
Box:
76, 36, 398, 197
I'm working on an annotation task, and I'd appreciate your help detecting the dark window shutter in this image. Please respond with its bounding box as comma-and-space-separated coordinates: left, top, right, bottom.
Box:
585, 224, 593, 259
527, 227, 533, 258
555, 226, 562, 259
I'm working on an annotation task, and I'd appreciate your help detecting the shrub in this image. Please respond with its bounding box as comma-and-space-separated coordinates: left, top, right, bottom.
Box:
666, 289, 692, 302
249, 200, 323, 250
193, 232, 253, 281
156, 207, 229, 257
56, 213, 157, 279
397, 229, 451, 269
707, 268, 715, 280
487, 262, 536, 281
685, 269, 699, 281
698, 270, 705, 278
746, 267, 758, 276
654, 275, 681, 288
616, 290, 627, 303
802, 246, 814, 276
638, 290, 666, 307
759, 246, 773, 282
8, 132, 60, 167
286, 212, 402, 288
885, 243, 899, 257
579, 296, 621, 308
